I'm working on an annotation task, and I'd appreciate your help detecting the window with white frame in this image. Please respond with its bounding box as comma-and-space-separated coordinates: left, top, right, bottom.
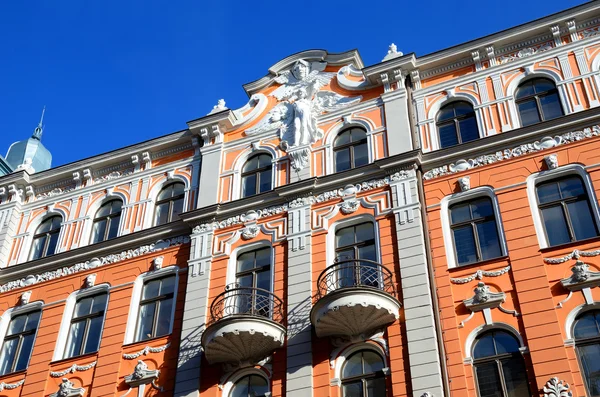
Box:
436, 101, 479, 148
515, 78, 563, 127
154, 182, 186, 226
91, 200, 122, 243
333, 222, 381, 289
334, 127, 369, 172
573, 309, 600, 396
233, 247, 272, 317
135, 275, 176, 342
30, 216, 62, 260
229, 374, 270, 397
341, 350, 387, 397
535, 175, 599, 247
241, 154, 272, 198
472, 330, 531, 397
64, 292, 108, 358
0, 310, 41, 375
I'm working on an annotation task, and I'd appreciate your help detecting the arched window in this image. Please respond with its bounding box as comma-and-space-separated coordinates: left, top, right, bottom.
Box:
341, 350, 386, 397
472, 330, 531, 397
154, 182, 185, 226
91, 200, 122, 243
436, 101, 479, 149
64, 293, 108, 358
30, 216, 62, 260
573, 310, 600, 396
334, 127, 369, 172
536, 176, 599, 247
515, 78, 563, 127
230, 374, 269, 397
241, 154, 272, 198
449, 197, 502, 266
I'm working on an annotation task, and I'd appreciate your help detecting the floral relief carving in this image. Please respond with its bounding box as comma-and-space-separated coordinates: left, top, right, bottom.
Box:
241, 225, 260, 240
339, 199, 360, 214
543, 377, 572, 397
450, 265, 511, 284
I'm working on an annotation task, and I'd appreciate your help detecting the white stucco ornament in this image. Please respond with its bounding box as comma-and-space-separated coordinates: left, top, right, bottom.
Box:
246, 60, 361, 169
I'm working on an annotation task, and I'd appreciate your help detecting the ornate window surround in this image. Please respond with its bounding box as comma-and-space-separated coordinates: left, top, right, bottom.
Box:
0, 300, 44, 372
440, 186, 508, 269
325, 214, 382, 274
220, 366, 271, 397
463, 322, 527, 365
85, 195, 127, 245
229, 145, 279, 202
123, 265, 180, 344
52, 283, 110, 361
564, 301, 600, 346
428, 96, 485, 151
143, 174, 191, 229
323, 118, 377, 176
526, 164, 600, 249
330, 341, 388, 388
225, 240, 275, 289
20, 208, 68, 264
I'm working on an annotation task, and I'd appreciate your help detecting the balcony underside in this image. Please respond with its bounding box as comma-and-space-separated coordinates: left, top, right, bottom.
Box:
201, 316, 286, 365
310, 288, 401, 338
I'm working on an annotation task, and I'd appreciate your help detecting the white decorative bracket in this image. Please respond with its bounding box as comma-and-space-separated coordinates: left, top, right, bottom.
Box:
287, 146, 310, 172
472, 50, 482, 72
339, 184, 360, 214
84, 274, 96, 288
152, 256, 164, 271
457, 176, 470, 192
560, 260, 600, 306
567, 20, 578, 42
49, 378, 85, 397
20, 291, 32, 305
461, 282, 517, 327
122, 360, 161, 397
544, 154, 558, 169
551, 25, 562, 47
486, 46, 497, 67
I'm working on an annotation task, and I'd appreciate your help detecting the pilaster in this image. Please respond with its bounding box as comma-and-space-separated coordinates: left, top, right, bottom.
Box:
0, 201, 20, 268
381, 87, 413, 155
197, 144, 223, 209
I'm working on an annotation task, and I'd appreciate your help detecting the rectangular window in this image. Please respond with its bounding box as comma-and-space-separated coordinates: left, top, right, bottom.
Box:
0, 311, 41, 375
64, 293, 108, 358
135, 276, 176, 342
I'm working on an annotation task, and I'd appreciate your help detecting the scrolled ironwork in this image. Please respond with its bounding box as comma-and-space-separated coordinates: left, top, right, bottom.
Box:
316, 259, 396, 298
208, 286, 284, 326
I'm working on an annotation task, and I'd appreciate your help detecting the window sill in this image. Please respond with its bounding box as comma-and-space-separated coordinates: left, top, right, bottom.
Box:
448, 255, 510, 274
540, 236, 600, 255
50, 351, 99, 367
122, 334, 172, 349
0, 369, 27, 381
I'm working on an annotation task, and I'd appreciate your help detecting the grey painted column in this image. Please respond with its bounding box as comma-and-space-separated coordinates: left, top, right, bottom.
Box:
389, 171, 444, 397
197, 143, 222, 208
174, 228, 213, 397
381, 88, 413, 156
285, 202, 314, 396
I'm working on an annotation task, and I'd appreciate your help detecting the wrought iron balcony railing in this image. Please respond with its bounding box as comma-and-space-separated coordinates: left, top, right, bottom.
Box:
208, 285, 285, 326
316, 259, 396, 299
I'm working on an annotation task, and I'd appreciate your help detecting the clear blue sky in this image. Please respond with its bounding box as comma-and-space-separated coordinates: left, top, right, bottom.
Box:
0, 0, 587, 168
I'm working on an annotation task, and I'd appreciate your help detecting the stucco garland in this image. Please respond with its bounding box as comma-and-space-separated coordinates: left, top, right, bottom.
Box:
0, 236, 189, 294
544, 248, 600, 264
450, 265, 511, 284
423, 125, 600, 180
123, 342, 171, 359
50, 361, 97, 377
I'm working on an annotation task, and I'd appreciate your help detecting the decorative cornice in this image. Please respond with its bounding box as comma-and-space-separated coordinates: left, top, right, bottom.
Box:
50, 361, 97, 377
123, 342, 171, 359
0, 379, 25, 391
424, 125, 600, 180
0, 236, 189, 294
544, 248, 600, 264
450, 265, 511, 284
192, 171, 409, 233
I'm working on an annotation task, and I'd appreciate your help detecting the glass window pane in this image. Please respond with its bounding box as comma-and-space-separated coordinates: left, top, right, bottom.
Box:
516, 81, 535, 99
533, 79, 556, 93
36, 218, 52, 234
342, 382, 363, 397
335, 149, 351, 172
454, 102, 474, 116
458, 116, 479, 143
437, 106, 456, 121
107, 216, 120, 240
336, 226, 355, 248
343, 353, 364, 378
574, 312, 600, 339
256, 270, 271, 292
336, 249, 355, 263
258, 154, 272, 168
247, 375, 269, 396
157, 186, 171, 201
75, 297, 93, 317
578, 343, 600, 396
136, 302, 156, 341
171, 197, 185, 222
65, 320, 85, 358
335, 131, 351, 146
353, 143, 369, 168
559, 177, 586, 199
358, 244, 377, 263
540, 93, 563, 121
438, 123, 459, 148
477, 220, 502, 261
537, 182, 561, 204
366, 377, 386, 397
255, 248, 271, 268
155, 298, 173, 337
541, 206, 571, 246
450, 203, 471, 224
473, 333, 496, 359
96, 203, 111, 218
501, 357, 530, 397
243, 156, 259, 172
362, 351, 384, 373
171, 182, 185, 196
83, 316, 103, 354
8, 315, 27, 336
45, 232, 59, 257
237, 252, 256, 273
518, 99, 541, 127
568, 200, 599, 241
355, 223, 375, 243
475, 362, 503, 397
91, 219, 107, 243
154, 202, 169, 226
471, 199, 494, 219
453, 226, 477, 265
25, 311, 40, 331
160, 276, 176, 296
14, 334, 34, 371
259, 168, 272, 193
91, 294, 108, 314
494, 331, 521, 354
142, 280, 161, 300
242, 174, 257, 197
349, 128, 367, 142
0, 338, 18, 375
30, 235, 46, 260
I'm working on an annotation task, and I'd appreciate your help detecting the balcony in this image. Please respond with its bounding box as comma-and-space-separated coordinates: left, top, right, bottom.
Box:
310, 259, 401, 338
201, 286, 286, 365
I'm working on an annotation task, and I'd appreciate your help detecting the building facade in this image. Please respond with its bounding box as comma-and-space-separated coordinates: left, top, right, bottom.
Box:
1, 2, 600, 397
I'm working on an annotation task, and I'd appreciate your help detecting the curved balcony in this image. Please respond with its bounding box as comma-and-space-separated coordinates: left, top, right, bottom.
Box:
201, 286, 286, 365
310, 259, 401, 338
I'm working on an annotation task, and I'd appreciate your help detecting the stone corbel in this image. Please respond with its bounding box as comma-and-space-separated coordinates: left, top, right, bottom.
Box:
567, 20, 577, 42
461, 282, 518, 327
486, 46, 497, 67
7, 185, 22, 203
241, 210, 260, 240
122, 360, 161, 396
551, 25, 562, 47
191, 136, 201, 156
152, 256, 163, 271
49, 378, 85, 397
558, 260, 600, 307
472, 50, 482, 72
380, 72, 391, 93
457, 176, 470, 192
200, 124, 222, 146
19, 291, 32, 305
141, 152, 151, 169
287, 146, 310, 172
25, 186, 35, 201
131, 154, 141, 172
410, 70, 421, 90
544, 154, 558, 170
84, 274, 96, 288
82, 169, 92, 185
339, 185, 360, 215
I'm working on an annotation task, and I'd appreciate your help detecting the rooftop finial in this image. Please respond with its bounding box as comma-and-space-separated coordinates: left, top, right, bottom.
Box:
32, 106, 45, 140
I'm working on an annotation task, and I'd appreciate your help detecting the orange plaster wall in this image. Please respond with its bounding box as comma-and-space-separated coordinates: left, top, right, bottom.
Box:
424, 135, 600, 396
0, 244, 189, 397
